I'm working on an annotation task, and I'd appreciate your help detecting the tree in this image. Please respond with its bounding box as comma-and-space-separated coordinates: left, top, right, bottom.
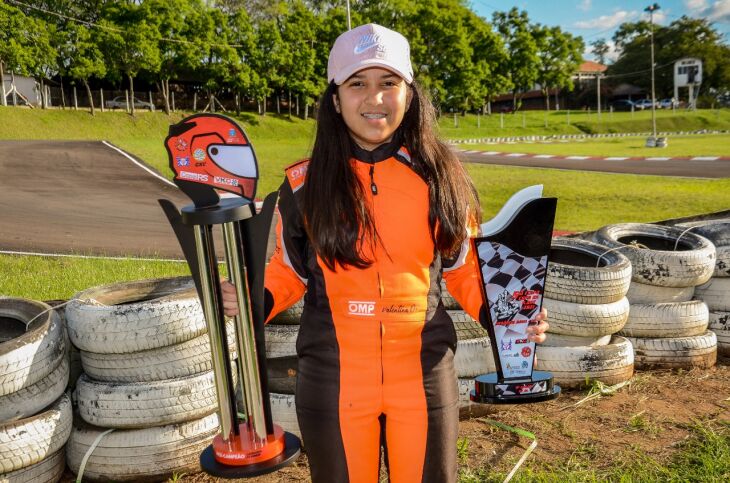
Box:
279, 1, 320, 119
61, 23, 106, 115
99, 1, 161, 115
493, 7, 539, 111
534, 25, 584, 110
591, 38, 610, 65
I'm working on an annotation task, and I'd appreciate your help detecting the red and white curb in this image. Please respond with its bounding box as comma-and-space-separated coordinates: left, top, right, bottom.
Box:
457, 148, 727, 162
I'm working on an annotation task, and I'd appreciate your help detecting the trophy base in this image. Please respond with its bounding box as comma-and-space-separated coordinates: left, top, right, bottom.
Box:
470, 371, 561, 405
200, 430, 301, 478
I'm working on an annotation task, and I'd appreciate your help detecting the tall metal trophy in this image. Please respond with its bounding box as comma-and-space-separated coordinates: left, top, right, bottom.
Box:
159, 114, 300, 478
470, 186, 561, 404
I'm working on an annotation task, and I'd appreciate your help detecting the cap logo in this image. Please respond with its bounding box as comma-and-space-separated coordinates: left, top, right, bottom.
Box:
353, 33, 382, 55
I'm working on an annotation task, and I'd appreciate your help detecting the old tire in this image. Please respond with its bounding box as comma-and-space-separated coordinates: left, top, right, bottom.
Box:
270, 393, 300, 440
627, 331, 717, 370
625, 282, 695, 304
75, 372, 218, 429
66, 413, 219, 482
545, 237, 632, 304
708, 311, 730, 357
694, 277, 730, 312
541, 333, 612, 347
0, 449, 65, 483
66, 277, 205, 354
265, 324, 298, 358
441, 280, 460, 310
0, 357, 69, 423
534, 336, 634, 389
593, 223, 715, 288
0, 394, 72, 474
0, 298, 66, 398
449, 311, 496, 377
267, 356, 298, 394
269, 299, 303, 325
542, 297, 630, 337
619, 300, 709, 338
80, 320, 237, 383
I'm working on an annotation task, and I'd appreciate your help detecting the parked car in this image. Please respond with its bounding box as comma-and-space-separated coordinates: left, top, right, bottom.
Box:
105, 96, 154, 109
658, 98, 679, 109
609, 99, 635, 111
633, 99, 656, 110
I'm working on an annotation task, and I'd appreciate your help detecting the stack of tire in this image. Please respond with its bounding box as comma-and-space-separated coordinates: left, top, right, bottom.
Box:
64, 277, 233, 482
593, 223, 717, 370
536, 238, 635, 388
1, 297, 71, 483
674, 221, 730, 359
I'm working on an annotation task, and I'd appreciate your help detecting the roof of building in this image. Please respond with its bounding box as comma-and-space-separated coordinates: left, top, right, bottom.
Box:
579, 60, 608, 73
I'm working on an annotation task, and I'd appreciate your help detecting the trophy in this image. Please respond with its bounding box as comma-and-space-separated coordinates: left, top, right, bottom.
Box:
470, 186, 561, 404
159, 114, 300, 477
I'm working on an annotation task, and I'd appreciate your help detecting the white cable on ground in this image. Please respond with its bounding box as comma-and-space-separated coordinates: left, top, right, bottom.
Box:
76, 428, 115, 483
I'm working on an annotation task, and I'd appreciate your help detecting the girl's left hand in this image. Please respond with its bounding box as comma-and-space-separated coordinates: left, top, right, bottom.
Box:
528, 308, 549, 344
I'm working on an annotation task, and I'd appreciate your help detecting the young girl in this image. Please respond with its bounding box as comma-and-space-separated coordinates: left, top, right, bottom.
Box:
223, 23, 548, 483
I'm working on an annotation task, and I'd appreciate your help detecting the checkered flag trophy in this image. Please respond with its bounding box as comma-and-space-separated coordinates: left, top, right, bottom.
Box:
470, 185, 561, 404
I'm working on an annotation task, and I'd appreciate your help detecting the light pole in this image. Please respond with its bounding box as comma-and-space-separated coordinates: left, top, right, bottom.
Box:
645, 3, 660, 144
346, 0, 352, 30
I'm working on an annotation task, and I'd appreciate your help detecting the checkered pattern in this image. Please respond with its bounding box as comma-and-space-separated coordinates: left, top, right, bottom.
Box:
478, 241, 547, 321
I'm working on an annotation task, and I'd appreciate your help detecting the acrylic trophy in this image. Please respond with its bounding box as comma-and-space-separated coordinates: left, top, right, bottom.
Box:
470, 185, 561, 404
159, 114, 300, 478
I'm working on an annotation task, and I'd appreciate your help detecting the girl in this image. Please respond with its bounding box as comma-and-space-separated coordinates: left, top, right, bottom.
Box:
223, 23, 548, 483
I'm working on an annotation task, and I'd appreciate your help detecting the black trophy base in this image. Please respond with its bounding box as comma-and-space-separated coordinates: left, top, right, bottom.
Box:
200, 431, 301, 479
470, 371, 561, 405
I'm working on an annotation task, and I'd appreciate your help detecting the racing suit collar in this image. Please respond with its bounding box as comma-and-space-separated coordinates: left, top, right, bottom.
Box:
351, 134, 403, 164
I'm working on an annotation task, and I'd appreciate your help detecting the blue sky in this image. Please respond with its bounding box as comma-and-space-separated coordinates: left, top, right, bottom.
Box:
469, 0, 730, 62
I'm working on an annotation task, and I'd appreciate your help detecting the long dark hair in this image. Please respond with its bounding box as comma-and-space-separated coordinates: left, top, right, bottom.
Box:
302, 80, 481, 271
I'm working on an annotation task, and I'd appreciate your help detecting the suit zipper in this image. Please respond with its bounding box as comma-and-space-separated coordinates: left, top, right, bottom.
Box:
369, 164, 378, 195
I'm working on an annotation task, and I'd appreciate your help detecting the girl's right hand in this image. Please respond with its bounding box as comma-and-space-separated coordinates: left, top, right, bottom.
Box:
221, 280, 240, 317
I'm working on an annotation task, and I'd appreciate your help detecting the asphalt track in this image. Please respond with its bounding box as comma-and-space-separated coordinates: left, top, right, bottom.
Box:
458, 151, 730, 178
1, 141, 727, 258
0, 140, 192, 258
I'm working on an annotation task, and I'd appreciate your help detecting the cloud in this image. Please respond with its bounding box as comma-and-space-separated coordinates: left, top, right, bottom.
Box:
574, 10, 637, 29
684, 0, 708, 12
584, 40, 619, 64
578, 0, 592, 12
705, 0, 730, 22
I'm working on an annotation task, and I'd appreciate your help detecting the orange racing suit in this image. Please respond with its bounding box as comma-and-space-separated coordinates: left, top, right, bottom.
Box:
264, 139, 483, 482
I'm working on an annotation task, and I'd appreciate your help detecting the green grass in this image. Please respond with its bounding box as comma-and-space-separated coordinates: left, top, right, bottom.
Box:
0, 255, 191, 300
438, 108, 730, 139
466, 164, 730, 232
465, 134, 730, 158
458, 420, 730, 482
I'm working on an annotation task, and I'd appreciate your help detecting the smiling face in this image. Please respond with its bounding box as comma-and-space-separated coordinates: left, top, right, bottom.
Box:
334, 67, 411, 151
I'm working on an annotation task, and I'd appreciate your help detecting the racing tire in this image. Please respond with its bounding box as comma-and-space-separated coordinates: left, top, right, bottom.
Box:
694, 277, 730, 312
449, 311, 496, 377
66, 413, 219, 482
592, 223, 715, 288
265, 324, 298, 358
0, 298, 66, 397
708, 311, 730, 357
75, 372, 218, 429
627, 331, 717, 370
534, 336, 634, 389
80, 320, 237, 383
619, 300, 709, 338
65, 277, 206, 354
0, 393, 72, 474
0, 449, 65, 483
0, 357, 69, 423
542, 296, 630, 337
544, 237, 632, 304
625, 281, 695, 304
714, 246, 730, 278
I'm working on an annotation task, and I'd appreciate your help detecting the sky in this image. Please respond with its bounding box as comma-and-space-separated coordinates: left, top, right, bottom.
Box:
469, 0, 730, 62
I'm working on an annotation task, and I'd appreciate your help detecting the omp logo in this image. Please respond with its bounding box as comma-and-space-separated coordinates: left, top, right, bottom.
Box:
354, 34, 381, 54
347, 300, 375, 316
289, 164, 307, 180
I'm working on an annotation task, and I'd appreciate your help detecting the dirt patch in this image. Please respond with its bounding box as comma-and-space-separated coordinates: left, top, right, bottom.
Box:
58, 360, 728, 482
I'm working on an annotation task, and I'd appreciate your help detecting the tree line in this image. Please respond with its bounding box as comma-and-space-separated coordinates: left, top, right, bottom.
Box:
1, 0, 587, 116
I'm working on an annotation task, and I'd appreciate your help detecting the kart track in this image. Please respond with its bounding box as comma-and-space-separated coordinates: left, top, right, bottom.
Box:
0, 140, 727, 258
0, 140, 191, 258
457, 149, 730, 178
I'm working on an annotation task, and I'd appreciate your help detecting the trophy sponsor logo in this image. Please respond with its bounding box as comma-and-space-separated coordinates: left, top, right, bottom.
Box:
193, 148, 206, 162
180, 171, 208, 182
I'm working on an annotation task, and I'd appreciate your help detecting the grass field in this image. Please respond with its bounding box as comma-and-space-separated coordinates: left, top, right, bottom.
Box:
465, 133, 730, 158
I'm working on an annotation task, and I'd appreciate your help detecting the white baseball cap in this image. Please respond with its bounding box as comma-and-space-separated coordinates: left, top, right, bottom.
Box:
327, 23, 414, 85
